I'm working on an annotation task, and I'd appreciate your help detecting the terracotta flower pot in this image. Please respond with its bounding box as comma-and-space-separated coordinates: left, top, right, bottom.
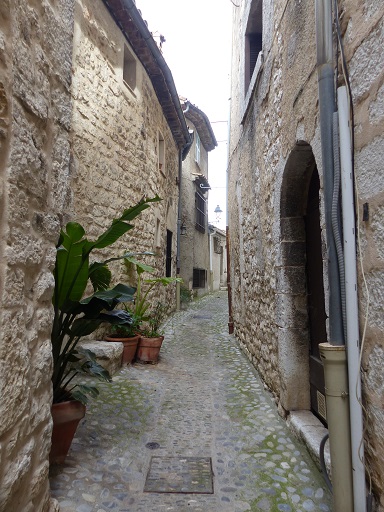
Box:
105, 335, 140, 364
50, 400, 86, 464
136, 335, 164, 363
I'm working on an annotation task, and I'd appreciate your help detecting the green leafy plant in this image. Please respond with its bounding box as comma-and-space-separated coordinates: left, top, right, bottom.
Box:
122, 255, 182, 332
141, 302, 169, 337
51, 195, 161, 404
180, 284, 192, 304
109, 313, 141, 338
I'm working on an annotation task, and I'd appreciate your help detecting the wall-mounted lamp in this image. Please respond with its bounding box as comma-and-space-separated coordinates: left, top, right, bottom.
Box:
180, 223, 187, 235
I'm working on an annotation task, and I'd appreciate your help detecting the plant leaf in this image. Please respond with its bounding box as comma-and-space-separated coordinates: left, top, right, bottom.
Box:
54, 228, 89, 309
86, 196, 162, 251
89, 262, 112, 291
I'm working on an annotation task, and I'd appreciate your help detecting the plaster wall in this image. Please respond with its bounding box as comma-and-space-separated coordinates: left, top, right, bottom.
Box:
228, 0, 384, 504
71, 0, 181, 308
179, 120, 210, 296
0, 1, 74, 510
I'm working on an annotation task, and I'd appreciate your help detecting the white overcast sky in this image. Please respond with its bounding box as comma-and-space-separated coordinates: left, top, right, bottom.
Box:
136, 0, 233, 230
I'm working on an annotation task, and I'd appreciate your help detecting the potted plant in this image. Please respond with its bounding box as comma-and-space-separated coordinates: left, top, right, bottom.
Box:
123, 255, 182, 363
50, 195, 161, 463
104, 313, 141, 364
137, 302, 169, 363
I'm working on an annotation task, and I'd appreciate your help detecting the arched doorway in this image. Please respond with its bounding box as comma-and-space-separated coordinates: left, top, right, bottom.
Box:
277, 141, 327, 420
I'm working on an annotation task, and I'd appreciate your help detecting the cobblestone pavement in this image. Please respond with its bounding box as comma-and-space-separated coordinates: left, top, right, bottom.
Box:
50, 292, 332, 511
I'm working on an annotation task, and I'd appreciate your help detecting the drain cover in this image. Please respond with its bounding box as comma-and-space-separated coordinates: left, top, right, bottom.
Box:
144, 456, 213, 494
146, 442, 160, 450
192, 314, 212, 320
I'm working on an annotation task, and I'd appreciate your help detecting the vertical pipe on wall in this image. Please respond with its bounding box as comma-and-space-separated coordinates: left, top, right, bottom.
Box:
315, 0, 344, 345
338, 85, 367, 512
176, 148, 183, 311
315, 1, 354, 510
319, 344, 354, 512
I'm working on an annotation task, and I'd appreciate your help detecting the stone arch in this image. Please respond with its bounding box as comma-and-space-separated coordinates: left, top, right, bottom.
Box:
276, 141, 319, 412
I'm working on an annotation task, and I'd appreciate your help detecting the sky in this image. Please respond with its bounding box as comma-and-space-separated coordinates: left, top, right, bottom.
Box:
136, 0, 233, 230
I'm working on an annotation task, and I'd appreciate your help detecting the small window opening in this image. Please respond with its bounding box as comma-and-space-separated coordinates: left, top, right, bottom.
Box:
193, 268, 206, 289
158, 133, 165, 173
195, 132, 201, 165
123, 44, 136, 91
245, 0, 263, 93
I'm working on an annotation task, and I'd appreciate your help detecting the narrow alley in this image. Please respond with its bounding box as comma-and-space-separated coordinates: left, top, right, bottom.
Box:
49, 292, 332, 512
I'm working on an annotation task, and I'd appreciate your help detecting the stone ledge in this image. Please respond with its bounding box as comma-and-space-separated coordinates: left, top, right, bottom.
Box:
77, 340, 123, 376
287, 410, 331, 476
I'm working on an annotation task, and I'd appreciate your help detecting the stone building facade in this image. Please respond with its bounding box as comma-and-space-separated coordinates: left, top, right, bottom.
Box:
228, 0, 384, 506
71, 0, 191, 303
0, 1, 74, 510
179, 100, 217, 297
0, 0, 190, 509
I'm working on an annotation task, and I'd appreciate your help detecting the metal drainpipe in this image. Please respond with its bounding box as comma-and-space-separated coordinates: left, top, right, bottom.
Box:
176, 147, 182, 311
338, 85, 367, 512
315, 0, 354, 510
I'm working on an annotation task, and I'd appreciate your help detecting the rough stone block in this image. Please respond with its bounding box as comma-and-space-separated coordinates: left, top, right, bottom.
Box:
77, 340, 123, 376
280, 217, 305, 242
276, 265, 306, 294
356, 136, 384, 199
278, 241, 306, 266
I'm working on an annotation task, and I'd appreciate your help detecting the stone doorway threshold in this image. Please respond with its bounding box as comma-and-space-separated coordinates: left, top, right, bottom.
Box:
144, 456, 214, 494
288, 410, 331, 473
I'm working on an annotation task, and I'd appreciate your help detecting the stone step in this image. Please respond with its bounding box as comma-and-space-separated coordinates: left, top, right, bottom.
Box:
77, 340, 123, 376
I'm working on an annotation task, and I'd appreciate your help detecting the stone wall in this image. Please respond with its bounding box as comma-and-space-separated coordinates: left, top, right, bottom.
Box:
344, 0, 384, 506
228, 0, 384, 505
0, 1, 74, 510
71, 0, 181, 309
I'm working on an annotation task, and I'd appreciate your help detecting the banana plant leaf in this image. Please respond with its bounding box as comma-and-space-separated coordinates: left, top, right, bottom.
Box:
51, 196, 161, 405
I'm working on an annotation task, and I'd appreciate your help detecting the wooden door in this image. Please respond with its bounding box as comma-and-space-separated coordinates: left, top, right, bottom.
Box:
304, 170, 328, 425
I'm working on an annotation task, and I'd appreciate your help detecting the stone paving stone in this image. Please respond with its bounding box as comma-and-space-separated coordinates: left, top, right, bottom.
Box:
49, 292, 332, 511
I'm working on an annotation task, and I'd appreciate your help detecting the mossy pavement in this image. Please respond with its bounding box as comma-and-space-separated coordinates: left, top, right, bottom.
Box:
50, 291, 332, 512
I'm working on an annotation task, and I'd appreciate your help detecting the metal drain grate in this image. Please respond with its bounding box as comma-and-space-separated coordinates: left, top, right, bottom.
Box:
192, 314, 212, 320
144, 456, 214, 494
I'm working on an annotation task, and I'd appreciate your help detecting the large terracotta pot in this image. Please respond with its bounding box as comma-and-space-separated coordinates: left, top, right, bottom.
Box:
105, 335, 140, 364
136, 335, 164, 363
50, 400, 86, 464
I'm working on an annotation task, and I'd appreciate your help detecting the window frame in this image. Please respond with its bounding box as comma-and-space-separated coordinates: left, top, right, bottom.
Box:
195, 190, 206, 233
193, 268, 206, 289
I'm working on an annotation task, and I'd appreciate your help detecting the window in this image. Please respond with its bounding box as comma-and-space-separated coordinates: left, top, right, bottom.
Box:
123, 44, 136, 91
195, 131, 201, 165
166, 230, 172, 277
245, 0, 262, 93
158, 132, 165, 173
195, 191, 206, 233
193, 268, 206, 289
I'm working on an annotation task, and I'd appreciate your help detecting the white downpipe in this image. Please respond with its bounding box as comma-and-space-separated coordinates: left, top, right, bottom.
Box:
338, 86, 366, 512
209, 229, 214, 292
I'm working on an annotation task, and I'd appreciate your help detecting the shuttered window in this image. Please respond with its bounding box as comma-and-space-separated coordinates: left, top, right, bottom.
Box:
193, 268, 206, 288
195, 191, 206, 233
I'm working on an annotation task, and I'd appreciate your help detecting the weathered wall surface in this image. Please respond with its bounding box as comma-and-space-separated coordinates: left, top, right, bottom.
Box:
344, 1, 384, 506
180, 119, 210, 296
0, 1, 74, 510
71, 0, 181, 309
228, 0, 384, 504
